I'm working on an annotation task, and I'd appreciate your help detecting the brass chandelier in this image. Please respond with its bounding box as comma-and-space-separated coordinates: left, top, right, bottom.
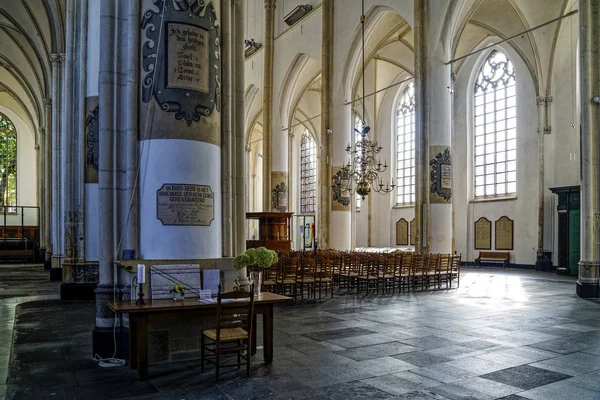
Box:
331, 0, 395, 201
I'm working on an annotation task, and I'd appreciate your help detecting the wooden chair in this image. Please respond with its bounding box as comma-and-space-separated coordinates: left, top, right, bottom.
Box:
200, 285, 255, 380
425, 254, 440, 290
438, 254, 452, 289
451, 253, 462, 288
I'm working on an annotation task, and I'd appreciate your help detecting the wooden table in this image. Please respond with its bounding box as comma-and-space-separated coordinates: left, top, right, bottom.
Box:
106, 292, 293, 379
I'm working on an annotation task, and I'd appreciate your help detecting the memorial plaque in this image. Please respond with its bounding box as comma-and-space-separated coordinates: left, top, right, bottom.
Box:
410, 218, 415, 246
441, 164, 451, 189
157, 183, 214, 226
396, 218, 409, 246
495, 216, 514, 250
166, 23, 209, 93
475, 217, 492, 250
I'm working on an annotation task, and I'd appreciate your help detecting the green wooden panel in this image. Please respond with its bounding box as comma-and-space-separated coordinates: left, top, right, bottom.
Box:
569, 209, 580, 276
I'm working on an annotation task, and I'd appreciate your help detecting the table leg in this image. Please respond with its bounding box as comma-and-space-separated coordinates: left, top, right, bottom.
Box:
251, 314, 257, 355
262, 304, 273, 363
129, 316, 137, 369
137, 314, 149, 379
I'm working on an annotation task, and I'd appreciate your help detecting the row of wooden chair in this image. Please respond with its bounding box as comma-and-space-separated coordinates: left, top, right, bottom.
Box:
261, 250, 461, 300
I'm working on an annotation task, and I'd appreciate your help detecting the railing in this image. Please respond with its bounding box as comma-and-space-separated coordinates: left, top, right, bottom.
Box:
0, 206, 40, 253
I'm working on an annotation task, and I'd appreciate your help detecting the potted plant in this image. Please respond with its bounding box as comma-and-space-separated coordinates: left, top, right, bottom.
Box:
233, 247, 278, 295
170, 284, 186, 301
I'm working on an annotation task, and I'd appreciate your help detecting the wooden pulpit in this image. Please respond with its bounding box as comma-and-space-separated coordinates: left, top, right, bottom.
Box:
246, 212, 293, 251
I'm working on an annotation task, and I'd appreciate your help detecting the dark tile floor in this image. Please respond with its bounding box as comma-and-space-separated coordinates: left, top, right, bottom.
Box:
3, 267, 600, 400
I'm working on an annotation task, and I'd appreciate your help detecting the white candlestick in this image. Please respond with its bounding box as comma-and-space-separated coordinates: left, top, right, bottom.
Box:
137, 264, 145, 284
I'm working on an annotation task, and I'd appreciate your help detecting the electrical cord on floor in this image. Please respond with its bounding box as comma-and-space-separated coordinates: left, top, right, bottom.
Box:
92, 302, 127, 368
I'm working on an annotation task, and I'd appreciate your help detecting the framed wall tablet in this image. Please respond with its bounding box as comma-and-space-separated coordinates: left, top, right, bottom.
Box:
474, 217, 492, 250
495, 216, 514, 250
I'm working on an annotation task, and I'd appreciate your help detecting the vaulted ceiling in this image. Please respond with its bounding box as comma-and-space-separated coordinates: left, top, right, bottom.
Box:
0, 0, 64, 135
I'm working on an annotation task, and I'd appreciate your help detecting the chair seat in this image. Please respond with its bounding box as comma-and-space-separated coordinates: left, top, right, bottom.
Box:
315, 277, 332, 282
263, 280, 276, 285
203, 327, 248, 342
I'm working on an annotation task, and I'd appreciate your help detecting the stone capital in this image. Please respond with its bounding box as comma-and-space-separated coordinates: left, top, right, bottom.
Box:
44, 97, 52, 106
536, 95, 553, 106
50, 53, 66, 67
264, 0, 276, 10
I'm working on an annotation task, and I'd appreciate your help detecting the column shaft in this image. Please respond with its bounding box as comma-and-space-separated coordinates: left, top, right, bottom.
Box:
262, 0, 275, 211
221, 0, 233, 257
578, 0, 600, 298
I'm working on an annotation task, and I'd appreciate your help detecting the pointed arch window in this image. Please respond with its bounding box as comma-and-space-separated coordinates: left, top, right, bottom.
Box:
474, 50, 516, 197
395, 81, 416, 205
0, 113, 17, 212
300, 130, 317, 213
354, 114, 363, 209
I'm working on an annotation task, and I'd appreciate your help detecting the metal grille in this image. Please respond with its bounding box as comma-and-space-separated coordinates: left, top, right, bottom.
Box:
396, 81, 416, 205
300, 130, 316, 213
0, 113, 17, 212
474, 51, 516, 197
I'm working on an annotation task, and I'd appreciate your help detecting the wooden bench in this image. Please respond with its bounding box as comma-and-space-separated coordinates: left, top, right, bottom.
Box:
475, 251, 510, 268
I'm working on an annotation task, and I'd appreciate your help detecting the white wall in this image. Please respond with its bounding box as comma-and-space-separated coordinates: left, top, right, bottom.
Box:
453, 43, 539, 265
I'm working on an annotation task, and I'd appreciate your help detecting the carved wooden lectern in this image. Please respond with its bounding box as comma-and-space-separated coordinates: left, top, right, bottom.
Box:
246, 212, 293, 251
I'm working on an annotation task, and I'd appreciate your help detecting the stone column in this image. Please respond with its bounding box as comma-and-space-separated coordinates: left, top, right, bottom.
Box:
415, 0, 453, 254
62, 0, 87, 288
138, 1, 223, 260
50, 52, 65, 275
221, 0, 233, 257
262, 0, 275, 211
93, 0, 117, 358
536, 96, 551, 256
319, 0, 333, 249
40, 99, 52, 259
413, 0, 429, 253
577, 0, 600, 298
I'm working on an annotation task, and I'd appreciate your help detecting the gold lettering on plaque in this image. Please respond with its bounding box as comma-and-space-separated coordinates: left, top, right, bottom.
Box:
167, 23, 209, 93
157, 184, 214, 226
396, 219, 409, 246
475, 217, 491, 250
495, 216, 514, 250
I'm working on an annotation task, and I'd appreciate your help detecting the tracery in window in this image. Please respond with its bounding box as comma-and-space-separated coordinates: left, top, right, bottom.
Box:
474, 50, 516, 197
395, 81, 415, 205
0, 113, 17, 212
300, 130, 317, 213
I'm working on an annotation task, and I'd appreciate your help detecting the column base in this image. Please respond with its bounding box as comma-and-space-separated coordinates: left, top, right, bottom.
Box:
92, 326, 129, 360
576, 281, 599, 298
50, 268, 63, 281
61, 282, 97, 301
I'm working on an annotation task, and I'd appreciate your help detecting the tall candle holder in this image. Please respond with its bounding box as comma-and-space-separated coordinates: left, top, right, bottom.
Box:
136, 264, 147, 305
136, 284, 146, 305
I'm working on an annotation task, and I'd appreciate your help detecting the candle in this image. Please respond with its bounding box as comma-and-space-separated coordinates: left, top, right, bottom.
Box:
137, 264, 145, 284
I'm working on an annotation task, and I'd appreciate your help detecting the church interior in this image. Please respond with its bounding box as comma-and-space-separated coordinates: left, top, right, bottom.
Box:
1, 0, 600, 399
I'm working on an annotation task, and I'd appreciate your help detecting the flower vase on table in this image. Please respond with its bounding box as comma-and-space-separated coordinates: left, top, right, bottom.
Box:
233, 247, 279, 298
170, 284, 186, 301
250, 270, 262, 296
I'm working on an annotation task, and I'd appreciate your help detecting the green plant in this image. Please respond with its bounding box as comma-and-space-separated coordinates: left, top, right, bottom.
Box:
233, 247, 278, 270
170, 284, 186, 294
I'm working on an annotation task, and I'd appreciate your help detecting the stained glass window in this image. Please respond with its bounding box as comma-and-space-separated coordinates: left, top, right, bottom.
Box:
474, 51, 516, 197
0, 113, 17, 212
300, 130, 317, 213
396, 81, 416, 205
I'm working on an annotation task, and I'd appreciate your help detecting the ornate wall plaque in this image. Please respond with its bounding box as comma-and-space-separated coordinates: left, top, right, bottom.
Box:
430, 147, 451, 203
157, 183, 214, 226
396, 218, 409, 246
495, 216, 514, 250
409, 218, 416, 246
272, 182, 288, 212
141, 0, 220, 126
85, 97, 99, 183
474, 217, 492, 250
332, 167, 351, 211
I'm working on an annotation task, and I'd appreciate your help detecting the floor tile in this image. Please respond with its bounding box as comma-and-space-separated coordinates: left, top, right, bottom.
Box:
301, 327, 377, 342
394, 351, 453, 367
517, 379, 600, 400
335, 342, 417, 361
530, 352, 600, 376
480, 365, 571, 390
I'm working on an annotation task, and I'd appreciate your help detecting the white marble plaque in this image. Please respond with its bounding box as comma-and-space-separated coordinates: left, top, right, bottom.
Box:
157, 183, 214, 226
166, 23, 209, 93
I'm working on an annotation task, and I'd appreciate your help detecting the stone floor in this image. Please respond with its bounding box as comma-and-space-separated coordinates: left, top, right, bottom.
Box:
3, 267, 600, 400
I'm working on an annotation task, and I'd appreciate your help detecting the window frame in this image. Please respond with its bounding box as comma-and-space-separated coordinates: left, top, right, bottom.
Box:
473, 50, 517, 199
394, 81, 416, 207
0, 113, 17, 214
299, 129, 317, 214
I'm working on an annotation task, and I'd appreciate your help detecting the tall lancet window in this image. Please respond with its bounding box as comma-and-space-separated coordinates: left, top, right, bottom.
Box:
474, 50, 516, 197
300, 130, 317, 213
354, 113, 363, 209
0, 113, 17, 212
396, 81, 416, 205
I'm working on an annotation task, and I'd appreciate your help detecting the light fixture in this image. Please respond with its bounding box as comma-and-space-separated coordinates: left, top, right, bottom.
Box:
331, 0, 395, 201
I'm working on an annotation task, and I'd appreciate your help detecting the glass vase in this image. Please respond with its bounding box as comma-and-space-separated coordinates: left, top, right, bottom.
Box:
250, 271, 262, 296
172, 292, 185, 301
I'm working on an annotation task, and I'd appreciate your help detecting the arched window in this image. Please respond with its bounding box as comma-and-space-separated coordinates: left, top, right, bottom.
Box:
354, 114, 363, 209
396, 81, 416, 205
474, 50, 516, 197
300, 130, 316, 213
0, 113, 17, 211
